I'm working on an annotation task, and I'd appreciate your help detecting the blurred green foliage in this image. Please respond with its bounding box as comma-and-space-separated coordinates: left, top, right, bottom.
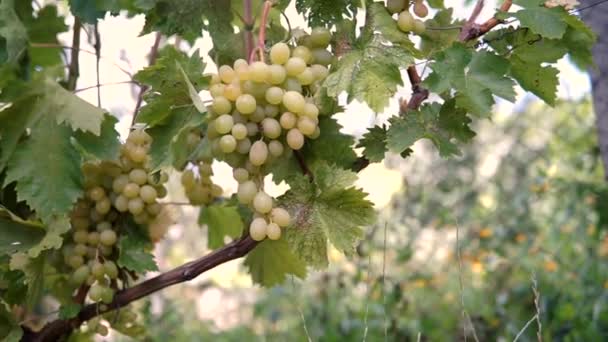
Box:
117, 98, 608, 341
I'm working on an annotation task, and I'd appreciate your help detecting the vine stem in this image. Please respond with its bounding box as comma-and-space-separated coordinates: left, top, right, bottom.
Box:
66, 18, 81, 91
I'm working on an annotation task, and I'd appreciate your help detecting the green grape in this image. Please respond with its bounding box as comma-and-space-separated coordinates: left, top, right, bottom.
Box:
296, 68, 314, 85
311, 49, 333, 66
68, 255, 84, 268
100, 229, 117, 246
72, 265, 90, 284
89, 284, 105, 302
146, 203, 162, 216
74, 230, 89, 244
87, 231, 100, 245
236, 94, 257, 114
397, 11, 415, 32
387, 0, 406, 13
100, 287, 114, 304
270, 42, 290, 64
95, 198, 111, 215
104, 261, 119, 279
297, 117, 317, 136
215, 114, 234, 134
413, 19, 426, 34
88, 186, 105, 201
129, 169, 147, 185
112, 175, 129, 193
237, 181, 257, 204
265, 87, 284, 105
280, 112, 297, 129
187, 186, 211, 204
266, 222, 281, 240
123, 183, 140, 198
224, 82, 242, 101
283, 78, 303, 93
237, 138, 252, 154
128, 198, 145, 215
271, 207, 291, 227
234, 60, 251, 81
250, 106, 266, 123
232, 111, 246, 124
96, 221, 111, 231
246, 122, 259, 136
156, 185, 167, 199
287, 128, 305, 150
292, 46, 312, 63
231, 123, 248, 140
128, 146, 147, 163
218, 65, 236, 83
115, 195, 129, 212
310, 64, 329, 81
298, 34, 313, 48
209, 83, 225, 98
285, 57, 307, 76
233, 58, 248, 69
283, 91, 305, 113
86, 246, 97, 259
128, 129, 150, 145
268, 140, 284, 157
73, 243, 88, 256
249, 61, 269, 82
199, 163, 213, 176
181, 170, 196, 188
262, 118, 282, 139
211, 184, 223, 197
249, 218, 267, 241
253, 191, 273, 214
91, 261, 105, 278
100, 245, 113, 256
310, 27, 331, 48
249, 141, 269, 166
233, 168, 249, 183
268, 64, 287, 85
219, 135, 237, 153
302, 103, 319, 119
212, 96, 232, 114
265, 104, 279, 117
139, 185, 157, 203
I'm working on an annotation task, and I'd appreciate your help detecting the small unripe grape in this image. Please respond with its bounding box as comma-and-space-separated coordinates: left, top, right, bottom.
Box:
387, 0, 406, 13
292, 46, 312, 64
100, 287, 114, 304
310, 27, 332, 48
89, 210, 103, 223
250, 106, 266, 123
95, 198, 111, 215
115, 194, 129, 212
96, 324, 109, 337
287, 128, 305, 150
128, 129, 151, 145
210, 73, 221, 85
73, 230, 89, 244
413, 19, 426, 34
283, 91, 305, 113
215, 114, 234, 134
237, 138, 252, 154
285, 57, 307, 76
103, 261, 119, 279
253, 191, 273, 214
87, 231, 100, 245
413, 2, 428, 17
224, 82, 242, 101
139, 185, 158, 203
199, 163, 213, 176
268, 140, 284, 157
219, 135, 237, 153
268, 64, 287, 85
397, 11, 415, 32
218, 65, 236, 83
68, 255, 84, 268
100, 229, 117, 246
231, 123, 248, 140
112, 174, 129, 193
128, 198, 145, 215
246, 122, 259, 136
280, 112, 297, 129
236, 94, 257, 114
181, 170, 196, 188
249, 61, 269, 82
74, 243, 88, 256
233, 168, 249, 183
88, 186, 105, 201
249, 218, 267, 241
91, 261, 105, 278
72, 265, 90, 284
157, 185, 167, 199
211, 184, 223, 197
212, 96, 232, 114
262, 118, 282, 139
123, 183, 140, 198
146, 203, 162, 216
249, 141, 269, 166
296, 68, 315, 85
89, 284, 105, 302
237, 181, 258, 204
96, 221, 111, 231
266, 222, 281, 240
187, 186, 211, 204
129, 169, 148, 185
265, 87, 284, 105
311, 49, 333, 66
209, 83, 225, 98
265, 104, 279, 117
298, 117, 317, 136
310, 64, 329, 81
283, 78, 303, 93
271, 207, 291, 227
270, 42, 291, 64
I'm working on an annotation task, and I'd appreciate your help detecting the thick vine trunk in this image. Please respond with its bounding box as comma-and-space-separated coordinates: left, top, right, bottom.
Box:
582, 3, 608, 179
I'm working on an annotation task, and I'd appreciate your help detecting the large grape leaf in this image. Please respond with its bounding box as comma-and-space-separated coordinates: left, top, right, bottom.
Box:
356, 125, 388, 163
0, 0, 28, 63
280, 163, 376, 268
324, 3, 418, 112
141, 0, 207, 42
68, 0, 141, 24
295, 0, 358, 27
117, 227, 158, 273
244, 238, 307, 287
199, 204, 244, 249
25, 5, 68, 69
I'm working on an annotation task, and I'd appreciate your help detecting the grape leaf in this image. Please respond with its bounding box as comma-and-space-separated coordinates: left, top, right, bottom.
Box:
560, 14, 596, 69
419, 9, 462, 57
424, 45, 515, 117
0, 216, 44, 255
134, 47, 207, 126
0, 301, 22, 342
26, 216, 71, 258
357, 125, 388, 163
58, 302, 81, 320
117, 228, 158, 273
324, 3, 418, 112
280, 163, 375, 268
244, 238, 307, 287
141, 0, 207, 42
199, 204, 243, 249
0, 0, 28, 63
71, 114, 121, 162
295, 0, 358, 27
25, 5, 68, 69
511, 61, 559, 105
68, 0, 141, 24
387, 101, 474, 158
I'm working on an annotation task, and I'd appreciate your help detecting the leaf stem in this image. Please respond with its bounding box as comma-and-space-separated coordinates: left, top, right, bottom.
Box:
94, 23, 102, 107
244, 0, 254, 59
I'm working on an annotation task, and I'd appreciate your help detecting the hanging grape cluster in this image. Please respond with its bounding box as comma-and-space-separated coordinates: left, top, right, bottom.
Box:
181, 161, 223, 205
203, 27, 333, 241
62, 129, 167, 306
387, 0, 427, 34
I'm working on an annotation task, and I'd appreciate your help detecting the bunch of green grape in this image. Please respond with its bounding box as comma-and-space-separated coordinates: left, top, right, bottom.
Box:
82, 306, 143, 337
205, 28, 333, 241
181, 161, 223, 205
62, 129, 167, 306
387, 0, 427, 34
